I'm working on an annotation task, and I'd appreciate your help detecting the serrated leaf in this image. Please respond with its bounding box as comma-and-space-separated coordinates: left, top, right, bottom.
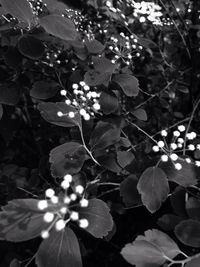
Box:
39, 15, 77, 41
99, 91, 119, 114
50, 142, 88, 177
117, 151, 135, 168
30, 81, 60, 100
0, 0, 34, 25
120, 175, 141, 207
175, 219, 200, 247
89, 121, 121, 151
132, 109, 147, 121
18, 35, 45, 59
113, 74, 139, 97
186, 197, 200, 221
79, 199, 113, 238
85, 39, 104, 54
36, 228, 82, 267
160, 159, 197, 187
38, 102, 81, 128
0, 199, 48, 242
137, 167, 169, 213
121, 240, 166, 267
136, 229, 180, 259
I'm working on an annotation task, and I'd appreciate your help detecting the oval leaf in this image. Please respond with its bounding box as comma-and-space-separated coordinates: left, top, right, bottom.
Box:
99, 91, 119, 114
0, 199, 48, 242
117, 151, 135, 168
113, 74, 139, 97
38, 102, 81, 128
18, 35, 45, 59
79, 199, 113, 238
132, 108, 147, 121
85, 39, 104, 54
39, 15, 77, 41
36, 227, 82, 267
30, 81, 59, 100
175, 219, 200, 247
1, 0, 34, 25
137, 167, 169, 213
0, 84, 20, 105
186, 197, 200, 221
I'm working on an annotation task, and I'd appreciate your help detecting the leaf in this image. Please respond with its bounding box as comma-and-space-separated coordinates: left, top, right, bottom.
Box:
0, 104, 3, 120
50, 142, 88, 177
39, 15, 77, 41
0, 199, 48, 242
30, 81, 60, 100
92, 56, 116, 73
18, 35, 45, 59
120, 175, 141, 207
85, 39, 104, 54
170, 187, 187, 218
79, 199, 113, 238
132, 109, 147, 121
99, 91, 119, 114
175, 219, 200, 247
185, 256, 200, 267
97, 153, 122, 173
157, 214, 182, 231
84, 70, 111, 86
136, 229, 180, 259
89, 121, 121, 151
0, 0, 34, 25
0, 84, 20, 105
10, 259, 20, 267
160, 159, 197, 187
121, 240, 166, 267
137, 167, 169, 213
38, 102, 81, 128
186, 197, 200, 221
117, 151, 135, 168
36, 227, 82, 267
113, 74, 139, 97
4, 46, 22, 68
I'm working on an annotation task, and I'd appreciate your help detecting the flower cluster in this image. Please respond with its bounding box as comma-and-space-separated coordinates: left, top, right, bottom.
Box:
108, 33, 143, 65
152, 125, 200, 170
29, 0, 44, 15
57, 81, 101, 121
37, 174, 89, 239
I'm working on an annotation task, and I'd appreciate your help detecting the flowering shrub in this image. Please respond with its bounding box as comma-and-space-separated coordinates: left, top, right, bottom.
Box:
0, 0, 200, 266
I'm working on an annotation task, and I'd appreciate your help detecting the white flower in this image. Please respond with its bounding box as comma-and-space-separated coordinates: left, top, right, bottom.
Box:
60, 90, 67, 96
72, 83, 79, 90
75, 185, 84, 194
55, 219, 66, 231
79, 218, 89, 228
61, 180, 70, 190
175, 163, 182, 170
170, 143, 177, 150
57, 111, 63, 117
173, 131, 180, 137
185, 158, 191, 163
51, 196, 59, 204
197, 144, 200, 150
188, 144, 195, 151
41, 230, 50, 239
170, 153, 178, 161
80, 199, 89, 207
161, 155, 168, 162
65, 99, 71, 105
43, 212, 54, 223
80, 109, 87, 116
70, 211, 79, 221
152, 145, 159, 152
79, 81, 85, 86
93, 103, 101, 110
161, 130, 167, 137
60, 207, 68, 214
70, 193, 77, 201
157, 141, 165, 148
178, 125, 185, 132
68, 112, 75, 118
45, 188, 55, 198
84, 113, 90, 121
64, 174, 72, 183
177, 138, 184, 144
38, 200, 48, 210
195, 161, 200, 167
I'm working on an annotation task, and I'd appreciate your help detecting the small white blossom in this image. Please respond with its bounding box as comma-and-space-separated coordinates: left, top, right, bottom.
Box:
55, 219, 66, 231
152, 145, 159, 152
68, 112, 75, 118
195, 161, 200, 167
197, 144, 200, 150
185, 158, 191, 163
161, 155, 168, 162
43, 212, 54, 223
45, 188, 55, 198
61, 180, 70, 190
84, 113, 90, 121
72, 83, 79, 90
75, 185, 84, 194
175, 163, 182, 170
161, 130, 167, 137
170, 143, 177, 150
60, 90, 67, 96
70, 193, 77, 201
177, 138, 184, 144
158, 141, 165, 148
64, 174, 72, 183
170, 153, 178, 161
41, 230, 50, 239
173, 131, 180, 137
178, 125, 185, 132
188, 144, 195, 151
93, 103, 101, 110
57, 111, 63, 117
65, 99, 71, 105
79, 218, 89, 228
80, 199, 89, 207
70, 211, 79, 221
38, 200, 48, 210
51, 196, 59, 204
